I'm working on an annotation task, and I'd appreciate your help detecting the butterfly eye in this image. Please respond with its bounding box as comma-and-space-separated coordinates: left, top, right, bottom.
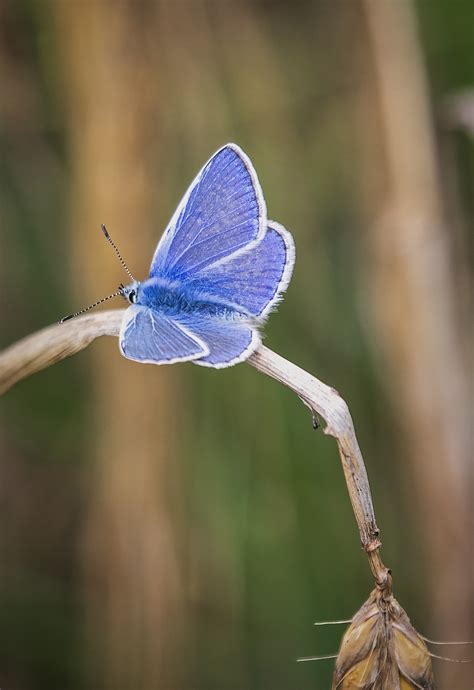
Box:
128, 289, 136, 303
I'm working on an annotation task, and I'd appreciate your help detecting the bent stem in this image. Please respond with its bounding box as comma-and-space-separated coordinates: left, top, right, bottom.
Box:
0, 310, 390, 588
248, 346, 388, 587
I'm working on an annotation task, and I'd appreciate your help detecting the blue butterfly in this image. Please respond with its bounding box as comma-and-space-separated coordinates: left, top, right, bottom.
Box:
64, 144, 295, 368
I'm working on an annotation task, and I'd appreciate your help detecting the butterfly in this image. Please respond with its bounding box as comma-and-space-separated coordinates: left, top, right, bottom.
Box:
63, 144, 295, 368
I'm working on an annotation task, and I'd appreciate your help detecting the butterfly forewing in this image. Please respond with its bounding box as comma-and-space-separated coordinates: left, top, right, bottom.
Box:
150, 144, 266, 280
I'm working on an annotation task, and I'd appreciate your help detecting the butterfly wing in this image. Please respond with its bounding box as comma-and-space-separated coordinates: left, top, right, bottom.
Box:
185, 221, 295, 319
119, 305, 209, 365
175, 314, 260, 368
150, 144, 266, 280
178, 222, 292, 367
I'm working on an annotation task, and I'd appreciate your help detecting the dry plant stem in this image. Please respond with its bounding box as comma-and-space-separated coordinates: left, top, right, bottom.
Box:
248, 347, 386, 584
0, 309, 389, 587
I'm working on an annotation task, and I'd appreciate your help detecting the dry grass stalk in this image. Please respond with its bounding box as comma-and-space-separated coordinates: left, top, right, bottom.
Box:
53, 2, 180, 685
359, 6, 471, 685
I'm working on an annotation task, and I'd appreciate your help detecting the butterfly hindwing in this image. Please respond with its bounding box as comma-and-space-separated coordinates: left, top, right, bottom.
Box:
185, 222, 295, 319
119, 305, 208, 365
149, 144, 266, 280
176, 314, 260, 368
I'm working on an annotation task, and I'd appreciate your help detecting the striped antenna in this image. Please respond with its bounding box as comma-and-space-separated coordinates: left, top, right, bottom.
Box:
101, 224, 136, 281
60, 285, 124, 323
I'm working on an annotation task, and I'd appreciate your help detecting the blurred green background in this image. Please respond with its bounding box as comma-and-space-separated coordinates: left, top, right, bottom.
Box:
0, 1, 472, 689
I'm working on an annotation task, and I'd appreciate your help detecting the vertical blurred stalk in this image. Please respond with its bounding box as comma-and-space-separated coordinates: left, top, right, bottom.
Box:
359, 0, 471, 685
54, 4, 183, 688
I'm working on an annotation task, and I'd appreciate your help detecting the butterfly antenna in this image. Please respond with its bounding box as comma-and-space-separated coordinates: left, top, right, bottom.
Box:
60, 285, 124, 323
101, 224, 136, 281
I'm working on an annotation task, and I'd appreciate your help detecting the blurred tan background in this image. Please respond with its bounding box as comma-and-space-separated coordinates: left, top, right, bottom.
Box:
0, 1, 472, 688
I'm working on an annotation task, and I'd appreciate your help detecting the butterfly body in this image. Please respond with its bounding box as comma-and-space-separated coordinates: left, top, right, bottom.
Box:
118, 144, 295, 368
126, 276, 252, 321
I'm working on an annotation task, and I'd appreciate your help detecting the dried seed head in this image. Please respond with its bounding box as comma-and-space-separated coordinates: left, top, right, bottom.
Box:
332, 588, 434, 689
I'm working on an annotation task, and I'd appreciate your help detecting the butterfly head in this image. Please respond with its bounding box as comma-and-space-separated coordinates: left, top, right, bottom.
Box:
120, 281, 141, 304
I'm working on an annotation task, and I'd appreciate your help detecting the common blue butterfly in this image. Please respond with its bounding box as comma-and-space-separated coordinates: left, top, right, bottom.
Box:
63, 144, 295, 368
